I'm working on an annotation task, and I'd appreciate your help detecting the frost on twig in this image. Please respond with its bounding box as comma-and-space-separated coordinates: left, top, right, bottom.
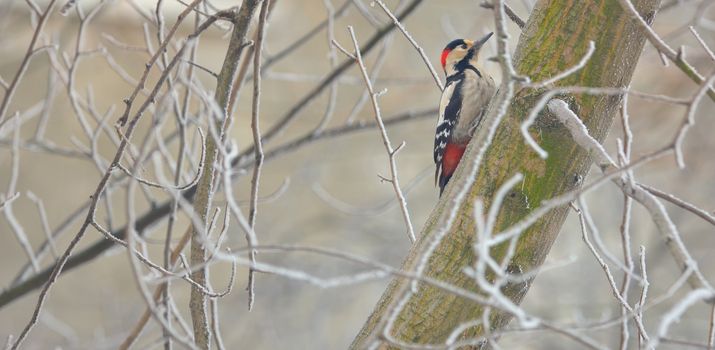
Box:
338, 26, 416, 243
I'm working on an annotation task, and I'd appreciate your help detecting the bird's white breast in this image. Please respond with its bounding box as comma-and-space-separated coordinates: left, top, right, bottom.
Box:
452, 69, 496, 142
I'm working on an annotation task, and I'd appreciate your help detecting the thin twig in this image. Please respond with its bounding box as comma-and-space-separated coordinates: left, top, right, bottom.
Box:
0, 0, 58, 128
373, 0, 444, 91
479, 0, 526, 29
639, 184, 715, 226
672, 73, 715, 168
636, 246, 649, 347
689, 26, 715, 62
649, 289, 715, 349
343, 26, 416, 243
247, 0, 271, 311
573, 201, 649, 341
3, 114, 40, 272
26, 192, 58, 259
119, 226, 192, 350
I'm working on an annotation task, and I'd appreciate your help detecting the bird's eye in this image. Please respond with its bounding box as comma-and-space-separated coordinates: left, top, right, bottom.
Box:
461, 44, 467, 49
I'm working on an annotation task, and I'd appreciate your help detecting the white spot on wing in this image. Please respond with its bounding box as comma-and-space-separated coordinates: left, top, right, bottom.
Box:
435, 129, 450, 139
436, 81, 459, 129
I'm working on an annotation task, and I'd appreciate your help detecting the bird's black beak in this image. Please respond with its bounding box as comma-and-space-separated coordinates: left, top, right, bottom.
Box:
472, 32, 494, 51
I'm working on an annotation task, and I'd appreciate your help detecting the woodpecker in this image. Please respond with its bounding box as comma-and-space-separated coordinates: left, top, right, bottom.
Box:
434, 32, 496, 195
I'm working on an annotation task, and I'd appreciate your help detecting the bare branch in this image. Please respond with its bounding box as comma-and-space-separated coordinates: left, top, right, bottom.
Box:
342, 26, 416, 243
479, 0, 526, 29
247, 0, 271, 311
0, 0, 57, 127
640, 184, 715, 227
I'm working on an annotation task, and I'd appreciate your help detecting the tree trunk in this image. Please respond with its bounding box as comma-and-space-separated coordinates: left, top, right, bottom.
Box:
351, 0, 660, 347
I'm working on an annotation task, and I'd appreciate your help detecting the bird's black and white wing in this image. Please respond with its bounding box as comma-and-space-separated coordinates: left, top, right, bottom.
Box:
433, 76, 463, 166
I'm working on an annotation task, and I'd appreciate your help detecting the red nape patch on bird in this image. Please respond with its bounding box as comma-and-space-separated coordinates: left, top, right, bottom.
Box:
441, 143, 467, 178
440, 49, 451, 69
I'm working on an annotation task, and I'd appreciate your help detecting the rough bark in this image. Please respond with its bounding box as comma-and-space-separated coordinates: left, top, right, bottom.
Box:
351, 0, 660, 347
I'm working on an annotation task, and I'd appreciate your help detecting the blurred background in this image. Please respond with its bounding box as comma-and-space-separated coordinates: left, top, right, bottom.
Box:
1, 0, 715, 348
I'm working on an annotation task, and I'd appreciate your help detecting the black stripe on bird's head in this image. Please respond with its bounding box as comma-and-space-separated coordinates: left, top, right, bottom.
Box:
441, 39, 468, 71
440, 33, 493, 74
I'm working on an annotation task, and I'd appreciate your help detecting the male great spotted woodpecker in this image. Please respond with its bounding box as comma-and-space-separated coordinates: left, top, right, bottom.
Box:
434, 32, 496, 195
